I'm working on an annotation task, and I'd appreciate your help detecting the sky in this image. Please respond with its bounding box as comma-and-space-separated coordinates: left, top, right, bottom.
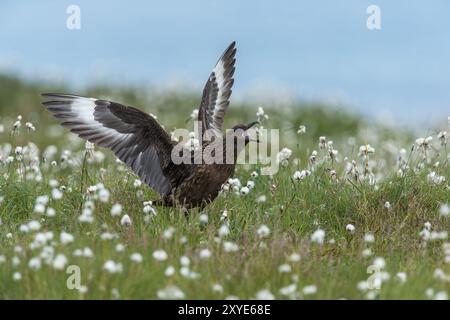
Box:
1, 0, 449, 126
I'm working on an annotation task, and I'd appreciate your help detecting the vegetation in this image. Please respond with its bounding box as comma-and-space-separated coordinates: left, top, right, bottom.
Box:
0, 74, 448, 299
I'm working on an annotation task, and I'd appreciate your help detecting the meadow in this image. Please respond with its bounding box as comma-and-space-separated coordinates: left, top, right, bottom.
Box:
0, 74, 448, 299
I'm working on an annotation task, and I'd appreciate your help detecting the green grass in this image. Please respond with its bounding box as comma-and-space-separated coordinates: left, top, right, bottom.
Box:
0, 75, 448, 299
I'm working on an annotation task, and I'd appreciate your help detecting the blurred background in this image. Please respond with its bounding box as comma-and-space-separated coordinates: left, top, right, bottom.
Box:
0, 0, 449, 128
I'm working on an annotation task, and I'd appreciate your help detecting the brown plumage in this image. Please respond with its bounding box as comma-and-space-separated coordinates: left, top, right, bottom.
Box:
41, 41, 257, 209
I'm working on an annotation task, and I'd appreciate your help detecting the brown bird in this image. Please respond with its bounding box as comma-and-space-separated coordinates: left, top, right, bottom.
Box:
41, 41, 258, 210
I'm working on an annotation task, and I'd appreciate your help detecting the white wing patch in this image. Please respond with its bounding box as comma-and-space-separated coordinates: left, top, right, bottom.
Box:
42, 94, 172, 195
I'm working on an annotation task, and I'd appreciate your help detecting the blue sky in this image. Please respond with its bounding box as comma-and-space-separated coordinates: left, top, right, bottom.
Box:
1, 1, 449, 125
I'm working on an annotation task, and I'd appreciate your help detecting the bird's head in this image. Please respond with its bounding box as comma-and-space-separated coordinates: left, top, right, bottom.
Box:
230, 121, 259, 145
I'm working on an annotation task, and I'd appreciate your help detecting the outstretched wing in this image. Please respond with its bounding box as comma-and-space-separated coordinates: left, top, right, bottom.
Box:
198, 41, 236, 143
41, 93, 185, 196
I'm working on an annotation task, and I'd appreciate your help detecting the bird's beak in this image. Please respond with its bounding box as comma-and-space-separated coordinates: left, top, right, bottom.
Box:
245, 121, 259, 130
245, 121, 260, 143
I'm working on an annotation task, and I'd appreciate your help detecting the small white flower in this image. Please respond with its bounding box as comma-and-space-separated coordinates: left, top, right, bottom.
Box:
288, 253, 301, 263
362, 248, 372, 257
311, 228, 325, 244
98, 188, 110, 203
439, 203, 449, 217
255, 289, 275, 300
223, 241, 239, 252
279, 283, 297, 296
293, 170, 310, 181
373, 257, 386, 269
364, 233, 375, 243
103, 260, 123, 273
218, 224, 230, 238
82, 247, 93, 257
240, 186, 250, 195
199, 213, 208, 224
13, 272, 22, 281
396, 272, 407, 283
52, 254, 68, 270
165, 265, 175, 277
60, 232, 74, 245
256, 225, 271, 238
110, 204, 123, 216
157, 285, 185, 299
120, 214, 132, 226
359, 144, 375, 156
28, 257, 42, 270
85, 141, 95, 151
212, 283, 224, 294
52, 188, 63, 200
384, 201, 391, 210
277, 148, 292, 166
180, 256, 190, 267
115, 243, 125, 252
161, 227, 174, 240
199, 248, 211, 260
434, 291, 448, 300
130, 253, 143, 263
345, 224, 355, 234
28, 220, 41, 231
133, 179, 142, 188
302, 285, 318, 295
19, 224, 30, 233
34, 203, 46, 214
46, 207, 56, 217
256, 195, 266, 203
153, 249, 168, 261
278, 264, 292, 273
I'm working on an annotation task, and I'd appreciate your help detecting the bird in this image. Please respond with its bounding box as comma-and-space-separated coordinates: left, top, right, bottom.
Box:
41, 41, 258, 210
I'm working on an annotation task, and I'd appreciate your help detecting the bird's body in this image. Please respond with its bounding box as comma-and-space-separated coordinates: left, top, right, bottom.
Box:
42, 42, 256, 209
161, 162, 235, 208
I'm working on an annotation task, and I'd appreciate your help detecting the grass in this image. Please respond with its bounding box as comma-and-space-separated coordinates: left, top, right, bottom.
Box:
0, 74, 448, 299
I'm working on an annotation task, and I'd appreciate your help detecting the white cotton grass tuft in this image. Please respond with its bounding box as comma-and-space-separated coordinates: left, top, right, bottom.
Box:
311, 228, 325, 244
302, 285, 318, 295
396, 272, 407, 283
364, 233, 375, 243
223, 241, 239, 252
157, 285, 185, 299
278, 264, 292, 273
218, 224, 230, 238
153, 249, 168, 261
60, 231, 74, 245
103, 260, 123, 273
164, 265, 176, 277
345, 224, 355, 234
120, 214, 132, 226
130, 253, 143, 263
439, 203, 449, 217
256, 225, 271, 239
110, 203, 123, 216
288, 253, 301, 263
240, 186, 250, 195
199, 248, 212, 260
255, 289, 275, 300
52, 254, 68, 270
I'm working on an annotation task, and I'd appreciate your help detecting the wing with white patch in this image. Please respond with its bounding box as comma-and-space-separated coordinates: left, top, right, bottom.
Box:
41, 93, 185, 196
198, 41, 236, 143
